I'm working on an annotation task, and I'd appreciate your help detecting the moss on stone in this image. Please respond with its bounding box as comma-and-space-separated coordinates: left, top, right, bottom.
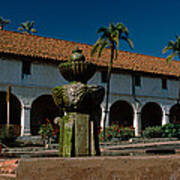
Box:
58, 61, 96, 83
52, 86, 64, 107
59, 114, 73, 157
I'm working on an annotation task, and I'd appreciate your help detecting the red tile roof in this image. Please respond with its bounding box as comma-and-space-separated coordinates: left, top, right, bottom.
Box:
0, 30, 180, 77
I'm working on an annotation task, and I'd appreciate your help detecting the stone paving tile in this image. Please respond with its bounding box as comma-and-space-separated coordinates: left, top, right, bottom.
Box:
0, 159, 19, 175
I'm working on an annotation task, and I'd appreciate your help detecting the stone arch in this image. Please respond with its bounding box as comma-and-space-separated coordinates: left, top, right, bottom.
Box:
169, 104, 180, 124
30, 94, 61, 135
109, 100, 134, 127
0, 91, 21, 135
141, 102, 163, 130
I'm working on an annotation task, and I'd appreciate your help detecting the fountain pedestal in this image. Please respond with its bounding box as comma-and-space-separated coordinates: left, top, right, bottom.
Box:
52, 48, 104, 157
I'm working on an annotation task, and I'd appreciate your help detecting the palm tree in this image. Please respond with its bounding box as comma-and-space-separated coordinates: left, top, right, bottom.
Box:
0, 17, 10, 30
91, 22, 134, 141
18, 21, 37, 34
163, 35, 180, 102
162, 35, 180, 62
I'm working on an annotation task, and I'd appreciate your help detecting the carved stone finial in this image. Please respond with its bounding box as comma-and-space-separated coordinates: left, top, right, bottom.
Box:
70, 47, 85, 62
58, 48, 96, 83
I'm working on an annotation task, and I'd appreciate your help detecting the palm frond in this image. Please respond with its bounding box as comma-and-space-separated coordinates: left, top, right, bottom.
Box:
30, 21, 34, 29
17, 27, 24, 31
98, 40, 108, 57
176, 36, 180, 48
109, 22, 115, 32
162, 40, 176, 54
166, 52, 177, 62
168, 40, 175, 46
20, 23, 27, 30
116, 23, 129, 36
18, 21, 36, 34
91, 40, 101, 57
3, 19, 10, 25
114, 30, 120, 49
97, 27, 108, 34
92, 22, 133, 58
162, 46, 173, 54
26, 21, 31, 29
31, 28, 37, 33
0, 17, 10, 29
121, 36, 134, 49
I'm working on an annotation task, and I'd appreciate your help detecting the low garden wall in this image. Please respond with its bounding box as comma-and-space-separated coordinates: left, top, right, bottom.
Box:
16, 155, 180, 180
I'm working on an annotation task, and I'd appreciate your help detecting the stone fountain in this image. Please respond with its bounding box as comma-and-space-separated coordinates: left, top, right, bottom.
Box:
52, 47, 104, 157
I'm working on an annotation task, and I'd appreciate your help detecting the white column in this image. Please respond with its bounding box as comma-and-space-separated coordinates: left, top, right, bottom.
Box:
134, 111, 141, 137
21, 105, 31, 136
162, 106, 170, 125
100, 106, 110, 128
105, 109, 110, 127
162, 113, 169, 125
100, 108, 105, 128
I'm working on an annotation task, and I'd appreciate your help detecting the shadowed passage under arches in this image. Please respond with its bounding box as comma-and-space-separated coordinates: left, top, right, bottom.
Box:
30, 95, 61, 135
170, 104, 180, 124
141, 102, 162, 130
109, 100, 134, 127
0, 91, 21, 135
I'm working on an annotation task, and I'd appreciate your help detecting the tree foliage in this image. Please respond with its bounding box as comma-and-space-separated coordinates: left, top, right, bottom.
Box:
162, 35, 180, 62
0, 16, 10, 30
18, 21, 37, 34
91, 22, 133, 58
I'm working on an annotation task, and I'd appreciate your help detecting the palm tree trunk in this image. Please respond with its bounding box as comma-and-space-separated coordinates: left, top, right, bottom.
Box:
178, 78, 180, 102
178, 54, 180, 103
6, 85, 11, 134
103, 44, 114, 141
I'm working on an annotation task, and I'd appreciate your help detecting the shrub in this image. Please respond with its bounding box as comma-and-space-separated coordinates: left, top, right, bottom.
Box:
142, 126, 163, 138
99, 124, 134, 141
0, 125, 19, 145
121, 127, 135, 140
39, 118, 59, 143
161, 123, 180, 138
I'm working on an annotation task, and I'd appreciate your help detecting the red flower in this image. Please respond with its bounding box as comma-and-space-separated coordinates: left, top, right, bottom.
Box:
45, 118, 50, 124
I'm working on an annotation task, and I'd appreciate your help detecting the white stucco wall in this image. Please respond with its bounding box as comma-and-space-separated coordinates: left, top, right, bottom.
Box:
0, 57, 179, 136
110, 73, 131, 95
0, 58, 68, 104
1, 58, 178, 104
136, 76, 179, 99
0, 58, 21, 84
22, 62, 67, 87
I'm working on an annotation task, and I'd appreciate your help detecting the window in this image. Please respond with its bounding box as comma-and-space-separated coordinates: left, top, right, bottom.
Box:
135, 75, 141, 87
101, 71, 107, 83
22, 61, 31, 79
162, 78, 167, 89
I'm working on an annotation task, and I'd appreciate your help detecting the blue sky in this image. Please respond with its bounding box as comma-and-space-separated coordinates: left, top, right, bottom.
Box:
1, 0, 180, 58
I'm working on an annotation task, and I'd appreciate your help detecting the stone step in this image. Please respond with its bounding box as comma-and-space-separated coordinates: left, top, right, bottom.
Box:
2, 144, 59, 153
1, 150, 59, 158
102, 141, 180, 151
0, 174, 16, 180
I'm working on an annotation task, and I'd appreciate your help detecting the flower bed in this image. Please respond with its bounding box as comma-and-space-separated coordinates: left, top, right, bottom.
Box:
99, 124, 134, 142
